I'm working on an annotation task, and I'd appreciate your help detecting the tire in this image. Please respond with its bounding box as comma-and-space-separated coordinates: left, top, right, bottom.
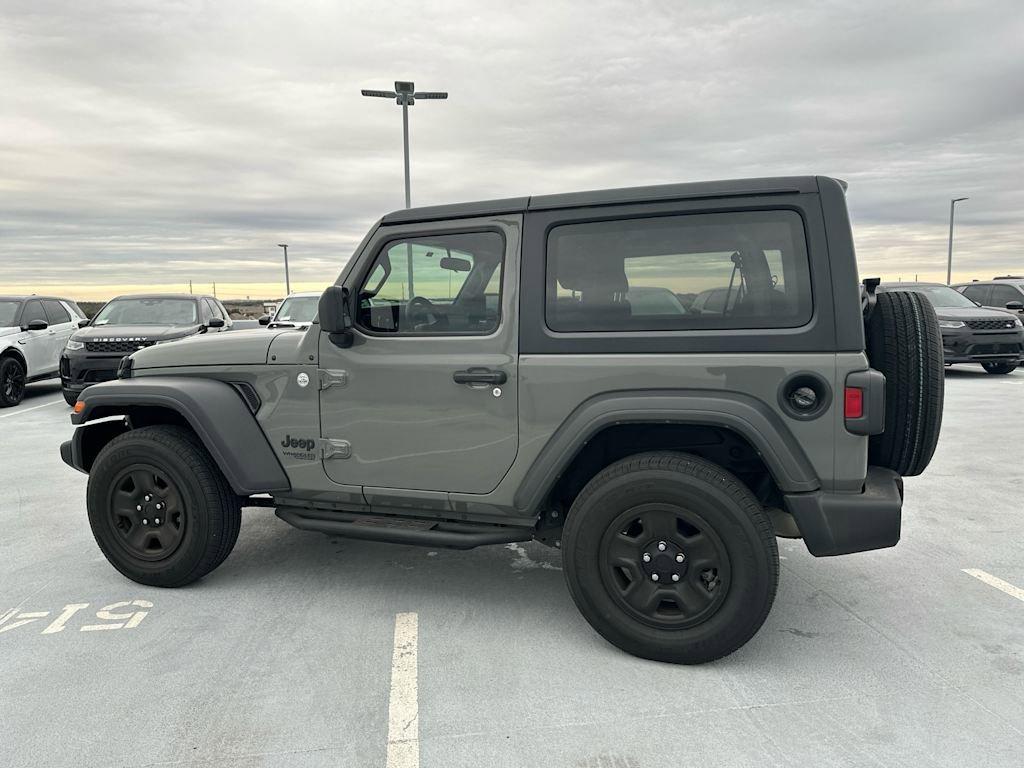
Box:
981, 361, 1016, 375
63, 388, 79, 406
0, 356, 27, 407
562, 452, 778, 665
866, 290, 944, 476
87, 425, 242, 587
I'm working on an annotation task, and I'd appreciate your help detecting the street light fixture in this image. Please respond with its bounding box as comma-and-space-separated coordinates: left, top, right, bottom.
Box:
946, 197, 968, 285
360, 80, 448, 209
277, 243, 290, 296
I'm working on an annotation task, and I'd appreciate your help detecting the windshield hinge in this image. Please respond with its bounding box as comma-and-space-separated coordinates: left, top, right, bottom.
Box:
318, 369, 349, 390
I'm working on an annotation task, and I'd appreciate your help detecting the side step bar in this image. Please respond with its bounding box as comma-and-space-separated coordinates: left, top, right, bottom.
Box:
275, 506, 533, 550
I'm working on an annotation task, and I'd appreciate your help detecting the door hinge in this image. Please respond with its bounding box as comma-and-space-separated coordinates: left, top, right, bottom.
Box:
318, 369, 349, 390
321, 439, 352, 460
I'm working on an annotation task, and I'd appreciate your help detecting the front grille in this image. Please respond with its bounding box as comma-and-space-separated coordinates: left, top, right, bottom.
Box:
85, 340, 155, 354
84, 369, 118, 383
965, 318, 1017, 330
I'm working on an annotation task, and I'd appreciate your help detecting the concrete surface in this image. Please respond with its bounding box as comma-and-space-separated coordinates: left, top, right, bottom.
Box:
1, 369, 1022, 767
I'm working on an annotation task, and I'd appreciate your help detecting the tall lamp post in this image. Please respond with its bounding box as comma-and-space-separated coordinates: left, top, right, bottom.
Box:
277, 243, 290, 296
360, 81, 448, 301
946, 197, 968, 285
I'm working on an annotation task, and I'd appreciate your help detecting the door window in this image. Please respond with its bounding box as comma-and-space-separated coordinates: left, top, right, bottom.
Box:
356, 231, 505, 335
43, 300, 71, 325
989, 284, 1023, 308
21, 300, 47, 326
959, 284, 990, 305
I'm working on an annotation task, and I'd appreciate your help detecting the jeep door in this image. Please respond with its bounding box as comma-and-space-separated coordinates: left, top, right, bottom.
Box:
318, 216, 520, 495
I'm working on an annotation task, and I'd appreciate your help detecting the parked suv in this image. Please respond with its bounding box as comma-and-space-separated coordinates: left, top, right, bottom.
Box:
954, 276, 1024, 328
258, 290, 321, 329
0, 295, 85, 407
60, 293, 233, 406
62, 177, 945, 664
878, 282, 1023, 374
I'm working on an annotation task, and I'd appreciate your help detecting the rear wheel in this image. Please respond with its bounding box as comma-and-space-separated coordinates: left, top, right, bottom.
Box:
982, 361, 1017, 375
87, 425, 242, 587
866, 290, 944, 476
562, 452, 778, 664
0, 357, 26, 407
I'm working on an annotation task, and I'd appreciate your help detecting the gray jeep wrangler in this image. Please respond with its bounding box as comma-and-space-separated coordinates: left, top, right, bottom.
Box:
62, 176, 944, 663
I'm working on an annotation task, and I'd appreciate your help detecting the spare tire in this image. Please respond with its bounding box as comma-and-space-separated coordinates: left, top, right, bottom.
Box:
866, 290, 944, 476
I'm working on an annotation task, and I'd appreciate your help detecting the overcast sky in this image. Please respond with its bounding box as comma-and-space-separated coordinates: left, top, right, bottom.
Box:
1, 0, 1022, 300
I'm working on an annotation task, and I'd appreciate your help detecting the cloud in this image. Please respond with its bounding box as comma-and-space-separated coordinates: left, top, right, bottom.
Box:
1, 0, 1022, 299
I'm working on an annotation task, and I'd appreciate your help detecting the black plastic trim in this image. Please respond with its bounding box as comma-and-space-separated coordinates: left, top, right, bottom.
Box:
513, 389, 821, 513
67, 377, 290, 495
784, 466, 903, 556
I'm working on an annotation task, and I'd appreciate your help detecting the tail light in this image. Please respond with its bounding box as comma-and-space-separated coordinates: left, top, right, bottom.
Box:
844, 387, 864, 419
844, 370, 885, 435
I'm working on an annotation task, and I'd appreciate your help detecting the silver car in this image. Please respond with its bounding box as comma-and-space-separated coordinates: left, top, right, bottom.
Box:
0, 295, 85, 407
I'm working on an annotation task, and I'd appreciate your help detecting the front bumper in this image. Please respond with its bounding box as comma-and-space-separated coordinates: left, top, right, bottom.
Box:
60, 350, 125, 393
783, 467, 903, 557
940, 327, 1023, 363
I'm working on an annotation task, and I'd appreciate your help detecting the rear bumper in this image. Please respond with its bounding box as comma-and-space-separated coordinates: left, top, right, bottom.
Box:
783, 467, 903, 557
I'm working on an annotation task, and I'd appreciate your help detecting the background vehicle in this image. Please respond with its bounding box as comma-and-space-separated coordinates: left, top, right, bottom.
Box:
954, 277, 1024, 328
0, 295, 84, 407
60, 293, 233, 405
258, 291, 321, 329
63, 176, 944, 664
878, 282, 1023, 374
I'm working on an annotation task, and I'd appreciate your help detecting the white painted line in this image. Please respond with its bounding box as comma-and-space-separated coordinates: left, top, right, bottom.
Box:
0, 398, 64, 419
962, 569, 1024, 603
385, 612, 419, 768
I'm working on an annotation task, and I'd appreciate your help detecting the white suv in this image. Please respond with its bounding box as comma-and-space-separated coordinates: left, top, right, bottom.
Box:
0, 295, 86, 407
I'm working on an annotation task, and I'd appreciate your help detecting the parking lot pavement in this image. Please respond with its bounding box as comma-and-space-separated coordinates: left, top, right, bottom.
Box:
2, 368, 1022, 767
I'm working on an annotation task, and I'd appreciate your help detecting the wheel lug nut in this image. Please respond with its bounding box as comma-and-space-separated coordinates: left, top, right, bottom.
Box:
142, 519, 148, 525
136, 505, 142, 511
145, 495, 151, 501
676, 554, 684, 563
155, 503, 162, 510
642, 553, 651, 563
651, 573, 659, 581
672, 574, 680, 582
657, 541, 667, 551
155, 518, 161, 525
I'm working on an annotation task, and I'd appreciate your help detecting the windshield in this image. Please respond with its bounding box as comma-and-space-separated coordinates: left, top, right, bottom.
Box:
897, 285, 980, 309
93, 298, 198, 326
0, 301, 20, 327
273, 296, 319, 323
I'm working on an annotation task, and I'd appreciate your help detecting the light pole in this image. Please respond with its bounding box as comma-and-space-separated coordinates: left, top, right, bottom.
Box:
362, 81, 446, 301
277, 243, 290, 296
946, 197, 968, 285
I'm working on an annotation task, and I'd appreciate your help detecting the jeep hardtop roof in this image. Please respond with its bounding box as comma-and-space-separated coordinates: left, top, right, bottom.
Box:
381, 175, 834, 225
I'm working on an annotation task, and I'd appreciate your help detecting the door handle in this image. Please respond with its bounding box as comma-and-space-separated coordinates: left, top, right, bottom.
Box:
453, 367, 507, 386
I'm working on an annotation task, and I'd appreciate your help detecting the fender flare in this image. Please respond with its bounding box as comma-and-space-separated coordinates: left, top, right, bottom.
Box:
513, 389, 820, 512
65, 376, 289, 495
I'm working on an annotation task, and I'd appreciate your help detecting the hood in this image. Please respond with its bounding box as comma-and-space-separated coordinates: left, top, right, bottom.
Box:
0, 326, 21, 339
73, 324, 204, 343
131, 328, 292, 369
934, 307, 1018, 323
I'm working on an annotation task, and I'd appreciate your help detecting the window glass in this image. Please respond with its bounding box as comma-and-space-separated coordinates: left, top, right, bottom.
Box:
990, 285, 1022, 307
274, 296, 319, 323
357, 231, 505, 335
0, 301, 20, 327
545, 210, 812, 332
93, 298, 198, 326
22, 300, 47, 325
200, 299, 217, 321
43, 300, 71, 325
960, 284, 990, 305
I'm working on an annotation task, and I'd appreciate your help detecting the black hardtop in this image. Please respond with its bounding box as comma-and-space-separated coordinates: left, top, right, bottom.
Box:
381, 175, 830, 225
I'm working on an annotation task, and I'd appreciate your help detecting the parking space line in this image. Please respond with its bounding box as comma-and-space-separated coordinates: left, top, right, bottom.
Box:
962, 569, 1024, 602
386, 612, 419, 768
0, 398, 64, 419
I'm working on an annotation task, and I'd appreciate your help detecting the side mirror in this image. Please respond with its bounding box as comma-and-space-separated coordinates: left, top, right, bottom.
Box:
24, 319, 48, 331
1006, 301, 1024, 311
258, 314, 271, 326
318, 285, 353, 348
78, 318, 91, 328
208, 317, 225, 328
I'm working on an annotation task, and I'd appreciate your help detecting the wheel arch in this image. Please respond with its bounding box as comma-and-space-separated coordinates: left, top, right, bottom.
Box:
513, 390, 820, 515
64, 377, 290, 496
1, 345, 27, 369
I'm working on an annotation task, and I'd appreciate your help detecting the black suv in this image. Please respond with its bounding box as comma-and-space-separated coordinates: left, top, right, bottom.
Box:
60, 293, 233, 405
878, 282, 1023, 374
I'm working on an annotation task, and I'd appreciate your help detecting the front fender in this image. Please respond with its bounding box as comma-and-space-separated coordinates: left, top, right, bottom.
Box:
62, 377, 290, 496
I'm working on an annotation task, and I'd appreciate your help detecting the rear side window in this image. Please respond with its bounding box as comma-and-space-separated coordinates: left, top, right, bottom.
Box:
959, 284, 990, 305
545, 210, 812, 332
989, 284, 1023, 307
43, 300, 71, 324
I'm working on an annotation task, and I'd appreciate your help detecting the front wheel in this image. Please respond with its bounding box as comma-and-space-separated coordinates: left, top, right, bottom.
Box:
562, 452, 778, 664
87, 425, 242, 587
0, 356, 26, 407
982, 361, 1017, 375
